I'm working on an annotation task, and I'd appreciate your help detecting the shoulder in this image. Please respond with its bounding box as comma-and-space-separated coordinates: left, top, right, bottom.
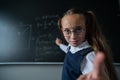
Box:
85, 51, 95, 62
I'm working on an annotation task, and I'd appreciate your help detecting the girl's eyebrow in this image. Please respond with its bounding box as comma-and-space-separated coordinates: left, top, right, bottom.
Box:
63, 28, 70, 31
63, 26, 82, 30
73, 26, 83, 29
75, 25, 82, 28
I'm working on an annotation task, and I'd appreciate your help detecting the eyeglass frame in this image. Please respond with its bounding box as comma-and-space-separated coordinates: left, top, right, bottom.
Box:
62, 26, 86, 36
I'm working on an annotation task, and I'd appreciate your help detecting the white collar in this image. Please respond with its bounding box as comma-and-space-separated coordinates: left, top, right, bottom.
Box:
68, 41, 91, 54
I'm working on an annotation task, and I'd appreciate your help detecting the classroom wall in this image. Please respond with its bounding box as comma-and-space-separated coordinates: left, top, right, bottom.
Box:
0, 64, 62, 80
0, 64, 120, 80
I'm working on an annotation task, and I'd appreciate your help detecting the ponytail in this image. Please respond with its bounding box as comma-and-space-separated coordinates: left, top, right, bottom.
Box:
85, 10, 118, 80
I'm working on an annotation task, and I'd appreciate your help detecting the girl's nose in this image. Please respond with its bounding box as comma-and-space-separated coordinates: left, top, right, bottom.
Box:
70, 32, 77, 39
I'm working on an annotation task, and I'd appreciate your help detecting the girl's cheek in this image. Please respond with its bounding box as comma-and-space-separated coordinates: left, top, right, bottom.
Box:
65, 37, 69, 43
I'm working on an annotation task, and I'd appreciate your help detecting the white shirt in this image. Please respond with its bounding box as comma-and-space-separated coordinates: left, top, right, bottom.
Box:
59, 41, 95, 74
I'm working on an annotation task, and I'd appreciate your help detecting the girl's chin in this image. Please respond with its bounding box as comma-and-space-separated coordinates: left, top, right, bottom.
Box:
70, 43, 79, 47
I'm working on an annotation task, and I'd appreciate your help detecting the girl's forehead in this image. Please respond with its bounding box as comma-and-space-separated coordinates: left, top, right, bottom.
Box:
62, 14, 85, 19
61, 14, 86, 28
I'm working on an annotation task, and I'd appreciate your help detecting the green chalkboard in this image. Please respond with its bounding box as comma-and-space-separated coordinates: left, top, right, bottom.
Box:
0, 0, 119, 63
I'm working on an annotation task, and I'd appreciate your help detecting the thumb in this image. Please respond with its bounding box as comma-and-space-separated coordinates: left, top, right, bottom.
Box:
77, 74, 87, 80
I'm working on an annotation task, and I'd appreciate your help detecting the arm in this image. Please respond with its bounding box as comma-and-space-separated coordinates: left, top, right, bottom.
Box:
55, 38, 68, 53
77, 52, 108, 80
81, 52, 95, 74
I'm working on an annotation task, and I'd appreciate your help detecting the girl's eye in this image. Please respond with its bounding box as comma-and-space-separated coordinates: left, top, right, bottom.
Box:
63, 29, 70, 34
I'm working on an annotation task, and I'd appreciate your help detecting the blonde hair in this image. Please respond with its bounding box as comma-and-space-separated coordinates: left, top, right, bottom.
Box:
58, 8, 118, 80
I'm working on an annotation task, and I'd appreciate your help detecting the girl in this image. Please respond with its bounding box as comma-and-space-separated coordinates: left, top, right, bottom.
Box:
56, 8, 118, 80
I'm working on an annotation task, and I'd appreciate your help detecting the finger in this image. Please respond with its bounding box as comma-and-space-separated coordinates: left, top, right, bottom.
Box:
93, 52, 105, 76
77, 75, 87, 80
94, 52, 105, 68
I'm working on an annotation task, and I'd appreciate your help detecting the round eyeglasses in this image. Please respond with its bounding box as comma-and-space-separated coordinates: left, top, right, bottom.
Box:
62, 27, 85, 36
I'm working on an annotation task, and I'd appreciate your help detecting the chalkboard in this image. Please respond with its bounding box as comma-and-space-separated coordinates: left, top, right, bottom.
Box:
0, 13, 66, 63
0, 0, 119, 63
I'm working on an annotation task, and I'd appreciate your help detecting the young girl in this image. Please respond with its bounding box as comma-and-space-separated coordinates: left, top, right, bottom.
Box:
55, 8, 118, 80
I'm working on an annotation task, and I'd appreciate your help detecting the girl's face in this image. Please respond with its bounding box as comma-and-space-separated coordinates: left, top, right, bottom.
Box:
61, 14, 86, 47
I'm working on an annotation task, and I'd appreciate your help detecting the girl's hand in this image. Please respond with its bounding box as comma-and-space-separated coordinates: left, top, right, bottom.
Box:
55, 38, 62, 46
77, 52, 107, 80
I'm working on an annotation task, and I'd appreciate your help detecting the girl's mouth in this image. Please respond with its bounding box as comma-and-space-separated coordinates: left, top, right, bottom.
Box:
70, 41, 78, 44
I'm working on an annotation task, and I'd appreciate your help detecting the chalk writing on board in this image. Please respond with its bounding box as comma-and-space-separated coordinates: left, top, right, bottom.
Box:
17, 22, 33, 48
34, 14, 65, 62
